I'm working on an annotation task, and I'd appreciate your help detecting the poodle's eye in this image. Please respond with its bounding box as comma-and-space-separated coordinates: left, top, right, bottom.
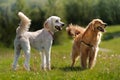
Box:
55, 20, 59, 23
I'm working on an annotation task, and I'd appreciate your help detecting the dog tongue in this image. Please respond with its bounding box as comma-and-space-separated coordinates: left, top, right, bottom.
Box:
55, 26, 62, 31
97, 27, 105, 32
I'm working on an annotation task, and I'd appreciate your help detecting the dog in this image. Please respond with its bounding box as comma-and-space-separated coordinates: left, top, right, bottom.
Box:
66, 19, 107, 69
66, 24, 85, 38
12, 12, 64, 71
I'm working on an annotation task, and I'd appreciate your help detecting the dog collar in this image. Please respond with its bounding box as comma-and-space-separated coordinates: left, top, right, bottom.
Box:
81, 41, 93, 47
44, 28, 54, 40
48, 31, 54, 39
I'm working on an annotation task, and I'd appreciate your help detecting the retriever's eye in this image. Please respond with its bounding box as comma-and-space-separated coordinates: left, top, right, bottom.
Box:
55, 20, 59, 23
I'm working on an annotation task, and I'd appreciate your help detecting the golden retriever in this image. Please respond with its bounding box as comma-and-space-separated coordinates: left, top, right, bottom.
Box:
66, 19, 107, 69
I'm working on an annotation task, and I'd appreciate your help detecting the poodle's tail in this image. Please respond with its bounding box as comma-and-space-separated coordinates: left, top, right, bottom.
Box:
16, 12, 31, 35
66, 24, 85, 38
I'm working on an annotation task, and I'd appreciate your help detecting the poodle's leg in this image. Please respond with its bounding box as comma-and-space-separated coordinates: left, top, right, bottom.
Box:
45, 42, 52, 70
22, 41, 31, 71
12, 45, 21, 70
45, 49, 51, 70
40, 51, 46, 70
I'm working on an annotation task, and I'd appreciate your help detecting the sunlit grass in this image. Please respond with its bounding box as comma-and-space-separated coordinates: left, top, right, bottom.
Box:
0, 25, 120, 80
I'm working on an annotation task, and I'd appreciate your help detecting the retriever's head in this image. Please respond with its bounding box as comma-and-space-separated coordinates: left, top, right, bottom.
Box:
44, 16, 64, 32
89, 19, 107, 32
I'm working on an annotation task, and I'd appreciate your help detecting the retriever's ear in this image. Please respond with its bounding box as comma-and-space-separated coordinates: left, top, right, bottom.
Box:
88, 20, 95, 31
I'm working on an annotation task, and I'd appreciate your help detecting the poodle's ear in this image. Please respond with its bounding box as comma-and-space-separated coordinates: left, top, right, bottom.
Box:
44, 20, 49, 29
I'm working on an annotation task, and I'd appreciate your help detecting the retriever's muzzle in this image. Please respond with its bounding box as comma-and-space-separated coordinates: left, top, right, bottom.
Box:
97, 23, 107, 32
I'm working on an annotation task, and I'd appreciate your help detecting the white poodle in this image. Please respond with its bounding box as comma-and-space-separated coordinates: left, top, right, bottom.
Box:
12, 12, 64, 71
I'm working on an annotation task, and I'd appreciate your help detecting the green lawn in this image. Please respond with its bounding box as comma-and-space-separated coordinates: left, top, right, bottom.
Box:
0, 25, 120, 80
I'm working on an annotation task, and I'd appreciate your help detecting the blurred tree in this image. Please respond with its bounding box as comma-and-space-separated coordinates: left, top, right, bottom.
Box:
96, 0, 120, 24
109, 0, 120, 24
0, 0, 120, 47
29, 6, 46, 31
64, 0, 98, 26
0, 3, 15, 47
65, 0, 80, 25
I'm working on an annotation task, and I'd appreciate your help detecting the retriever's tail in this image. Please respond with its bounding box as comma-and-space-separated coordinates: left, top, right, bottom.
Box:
66, 24, 85, 38
16, 12, 31, 35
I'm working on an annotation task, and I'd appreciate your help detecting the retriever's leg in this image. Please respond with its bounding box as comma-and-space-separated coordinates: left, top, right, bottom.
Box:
12, 45, 21, 70
71, 50, 79, 67
71, 44, 80, 67
89, 47, 98, 69
81, 50, 88, 69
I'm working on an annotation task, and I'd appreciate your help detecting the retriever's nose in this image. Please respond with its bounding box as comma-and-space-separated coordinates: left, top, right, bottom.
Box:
103, 23, 107, 27
105, 23, 107, 27
104, 23, 107, 28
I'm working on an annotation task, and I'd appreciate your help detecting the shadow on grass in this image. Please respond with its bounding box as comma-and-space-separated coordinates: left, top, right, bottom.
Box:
59, 66, 85, 72
103, 31, 120, 41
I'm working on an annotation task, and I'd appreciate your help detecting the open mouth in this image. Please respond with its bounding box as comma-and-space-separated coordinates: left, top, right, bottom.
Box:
97, 27, 105, 32
55, 26, 62, 31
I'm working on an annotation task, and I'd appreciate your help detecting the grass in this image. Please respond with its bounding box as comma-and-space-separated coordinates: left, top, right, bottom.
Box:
0, 25, 120, 80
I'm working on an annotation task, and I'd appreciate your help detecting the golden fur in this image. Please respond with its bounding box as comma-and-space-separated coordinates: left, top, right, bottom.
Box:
66, 24, 85, 38
66, 19, 107, 69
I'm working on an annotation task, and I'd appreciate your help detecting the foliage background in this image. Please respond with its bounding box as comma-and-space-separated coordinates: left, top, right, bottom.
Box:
0, 0, 120, 47
0, 0, 120, 80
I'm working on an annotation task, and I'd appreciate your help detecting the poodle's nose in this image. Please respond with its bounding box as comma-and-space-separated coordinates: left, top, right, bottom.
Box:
62, 23, 65, 26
